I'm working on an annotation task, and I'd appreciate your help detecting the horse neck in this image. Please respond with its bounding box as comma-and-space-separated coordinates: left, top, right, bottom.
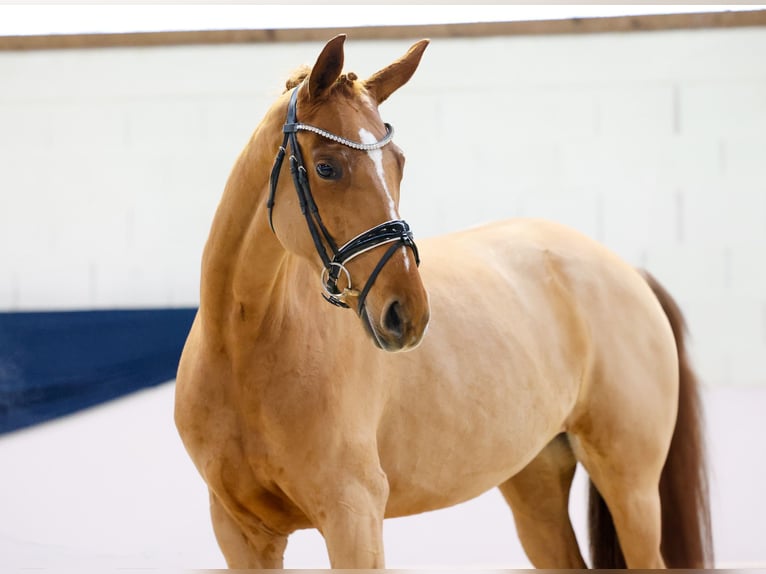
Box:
199, 115, 314, 343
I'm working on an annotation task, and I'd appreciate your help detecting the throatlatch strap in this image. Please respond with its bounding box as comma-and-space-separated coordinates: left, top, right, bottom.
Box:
267, 140, 287, 232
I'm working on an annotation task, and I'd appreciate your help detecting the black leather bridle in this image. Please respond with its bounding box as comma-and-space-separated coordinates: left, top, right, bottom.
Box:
267, 86, 420, 315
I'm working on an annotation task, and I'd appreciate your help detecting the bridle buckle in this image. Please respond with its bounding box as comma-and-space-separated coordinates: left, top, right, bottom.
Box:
320, 263, 359, 308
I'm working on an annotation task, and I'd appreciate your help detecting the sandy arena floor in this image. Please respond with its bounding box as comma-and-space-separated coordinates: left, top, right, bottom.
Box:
0, 382, 763, 569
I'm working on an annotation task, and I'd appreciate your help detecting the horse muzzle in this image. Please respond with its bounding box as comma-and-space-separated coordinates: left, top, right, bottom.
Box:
362, 295, 430, 352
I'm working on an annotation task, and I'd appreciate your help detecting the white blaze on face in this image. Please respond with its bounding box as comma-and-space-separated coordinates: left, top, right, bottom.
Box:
358, 127, 397, 220
358, 127, 411, 271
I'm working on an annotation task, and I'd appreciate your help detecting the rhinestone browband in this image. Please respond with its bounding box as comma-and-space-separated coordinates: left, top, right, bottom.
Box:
290, 122, 395, 151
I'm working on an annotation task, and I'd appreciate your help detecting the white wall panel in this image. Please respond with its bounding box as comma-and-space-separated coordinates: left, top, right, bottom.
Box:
1, 27, 765, 385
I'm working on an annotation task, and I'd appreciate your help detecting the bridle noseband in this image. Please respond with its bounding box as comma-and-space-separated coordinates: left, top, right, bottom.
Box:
267, 87, 420, 315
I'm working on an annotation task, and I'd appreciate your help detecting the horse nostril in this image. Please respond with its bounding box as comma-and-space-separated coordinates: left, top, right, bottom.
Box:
383, 300, 404, 339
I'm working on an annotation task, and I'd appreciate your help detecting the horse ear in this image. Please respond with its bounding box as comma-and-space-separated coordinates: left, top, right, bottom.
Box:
364, 39, 429, 105
308, 34, 346, 101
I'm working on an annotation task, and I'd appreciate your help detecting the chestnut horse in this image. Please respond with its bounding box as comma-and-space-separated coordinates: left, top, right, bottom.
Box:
175, 35, 713, 569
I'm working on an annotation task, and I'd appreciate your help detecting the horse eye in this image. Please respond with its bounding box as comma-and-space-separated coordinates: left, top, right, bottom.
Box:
316, 162, 337, 180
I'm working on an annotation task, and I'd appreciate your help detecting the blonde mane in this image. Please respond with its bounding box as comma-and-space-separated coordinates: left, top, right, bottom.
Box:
284, 66, 361, 95
284, 65, 310, 91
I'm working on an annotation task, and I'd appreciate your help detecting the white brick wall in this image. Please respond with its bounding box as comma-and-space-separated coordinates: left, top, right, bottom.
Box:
1, 27, 765, 386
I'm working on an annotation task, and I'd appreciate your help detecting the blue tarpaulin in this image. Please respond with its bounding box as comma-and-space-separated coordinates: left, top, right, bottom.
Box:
0, 308, 197, 434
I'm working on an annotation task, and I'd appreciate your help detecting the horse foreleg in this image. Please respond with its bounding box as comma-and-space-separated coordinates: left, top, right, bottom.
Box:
209, 490, 288, 569
315, 471, 389, 568
498, 434, 587, 568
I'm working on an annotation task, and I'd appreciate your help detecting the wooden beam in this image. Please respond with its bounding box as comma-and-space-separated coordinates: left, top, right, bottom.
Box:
1, 10, 765, 52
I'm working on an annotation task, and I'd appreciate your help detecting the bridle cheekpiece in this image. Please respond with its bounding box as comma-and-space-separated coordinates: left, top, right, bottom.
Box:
267, 86, 420, 315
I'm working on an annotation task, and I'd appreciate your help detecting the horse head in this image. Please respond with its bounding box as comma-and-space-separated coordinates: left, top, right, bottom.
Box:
267, 35, 431, 352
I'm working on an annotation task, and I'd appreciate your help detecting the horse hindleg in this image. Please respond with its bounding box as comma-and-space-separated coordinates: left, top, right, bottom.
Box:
577, 442, 666, 569
498, 434, 587, 568
209, 491, 288, 569
571, 386, 671, 569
